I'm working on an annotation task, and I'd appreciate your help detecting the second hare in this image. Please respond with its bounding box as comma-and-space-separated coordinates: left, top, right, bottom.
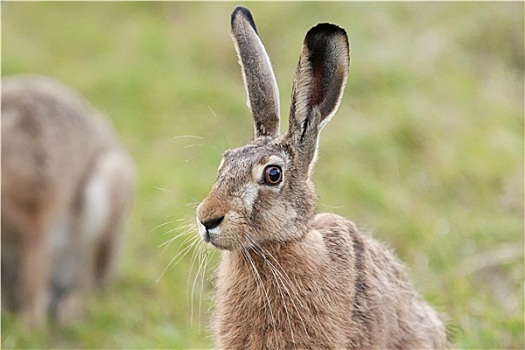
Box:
1, 75, 136, 327
196, 6, 447, 349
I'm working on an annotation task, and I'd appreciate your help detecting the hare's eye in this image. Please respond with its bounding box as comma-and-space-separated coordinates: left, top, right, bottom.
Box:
263, 165, 282, 186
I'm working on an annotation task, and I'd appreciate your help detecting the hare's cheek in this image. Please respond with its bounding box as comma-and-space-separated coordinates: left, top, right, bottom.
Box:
240, 183, 259, 213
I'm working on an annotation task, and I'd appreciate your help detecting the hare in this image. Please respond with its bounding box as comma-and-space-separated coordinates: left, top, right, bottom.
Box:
1, 75, 136, 327
195, 6, 447, 349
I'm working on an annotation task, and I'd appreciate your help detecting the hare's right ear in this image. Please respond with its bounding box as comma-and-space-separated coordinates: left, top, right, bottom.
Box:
231, 6, 280, 139
286, 23, 349, 176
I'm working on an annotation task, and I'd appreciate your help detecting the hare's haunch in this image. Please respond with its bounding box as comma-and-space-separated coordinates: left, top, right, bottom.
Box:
196, 6, 446, 349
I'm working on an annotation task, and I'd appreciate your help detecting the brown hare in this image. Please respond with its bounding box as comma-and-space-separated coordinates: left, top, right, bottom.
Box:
195, 6, 447, 349
1, 75, 136, 327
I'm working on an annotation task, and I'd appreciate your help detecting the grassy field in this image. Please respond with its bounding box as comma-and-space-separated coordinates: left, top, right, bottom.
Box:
2, 2, 523, 349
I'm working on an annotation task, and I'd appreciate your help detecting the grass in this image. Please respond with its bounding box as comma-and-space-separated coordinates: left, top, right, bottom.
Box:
2, 2, 523, 349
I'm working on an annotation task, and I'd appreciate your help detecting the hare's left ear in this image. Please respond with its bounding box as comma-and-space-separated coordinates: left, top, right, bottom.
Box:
286, 23, 349, 174
231, 6, 280, 139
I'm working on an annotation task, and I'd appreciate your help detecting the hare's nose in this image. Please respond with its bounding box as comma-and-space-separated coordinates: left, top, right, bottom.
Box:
201, 216, 224, 231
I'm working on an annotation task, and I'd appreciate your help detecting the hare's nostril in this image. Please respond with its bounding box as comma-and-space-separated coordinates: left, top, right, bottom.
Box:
202, 216, 224, 231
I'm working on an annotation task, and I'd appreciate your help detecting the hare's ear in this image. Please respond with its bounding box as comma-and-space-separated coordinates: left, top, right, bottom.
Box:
286, 23, 349, 175
231, 6, 280, 139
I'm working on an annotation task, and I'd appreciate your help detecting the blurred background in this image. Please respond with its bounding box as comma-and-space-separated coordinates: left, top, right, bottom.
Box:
2, 2, 523, 349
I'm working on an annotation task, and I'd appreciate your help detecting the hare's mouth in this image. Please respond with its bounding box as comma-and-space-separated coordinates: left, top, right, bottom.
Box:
197, 217, 230, 250
198, 221, 217, 242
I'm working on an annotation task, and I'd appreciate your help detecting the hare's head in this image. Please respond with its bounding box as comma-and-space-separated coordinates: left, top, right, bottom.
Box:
197, 7, 349, 250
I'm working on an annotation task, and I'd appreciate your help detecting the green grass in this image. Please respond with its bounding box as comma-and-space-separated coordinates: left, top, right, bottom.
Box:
2, 2, 523, 349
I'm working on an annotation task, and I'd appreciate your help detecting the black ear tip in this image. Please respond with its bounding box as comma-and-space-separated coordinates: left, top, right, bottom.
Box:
231, 6, 258, 33
307, 23, 347, 39
232, 5, 250, 16
305, 23, 349, 55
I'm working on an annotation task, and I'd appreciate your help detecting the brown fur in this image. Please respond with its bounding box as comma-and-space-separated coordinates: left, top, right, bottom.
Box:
196, 6, 446, 349
1, 75, 135, 327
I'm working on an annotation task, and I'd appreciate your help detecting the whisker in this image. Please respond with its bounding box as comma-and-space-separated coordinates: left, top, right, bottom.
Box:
159, 223, 194, 240
187, 240, 216, 330
259, 244, 309, 309
319, 203, 345, 209
238, 241, 277, 337
246, 235, 310, 341
184, 144, 204, 149
158, 226, 195, 250
262, 250, 309, 339
191, 244, 207, 327
148, 220, 174, 235
248, 239, 297, 348
208, 106, 229, 151
171, 135, 205, 141
152, 186, 173, 193
199, 247, 214, 329
157, 236, 199, 283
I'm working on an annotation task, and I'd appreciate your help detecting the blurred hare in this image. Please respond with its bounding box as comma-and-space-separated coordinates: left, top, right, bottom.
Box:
196, 6, 447, 349
1, 75, 135, 327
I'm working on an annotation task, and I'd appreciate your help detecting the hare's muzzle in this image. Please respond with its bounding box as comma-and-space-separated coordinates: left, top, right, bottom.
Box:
196, 196, 230, 246
200, 216, 224, 242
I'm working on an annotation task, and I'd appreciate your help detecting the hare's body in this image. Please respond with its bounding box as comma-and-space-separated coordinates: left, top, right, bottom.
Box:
196, 6, 446, 348
1, 76, 135, 327
214, 213, 445, 348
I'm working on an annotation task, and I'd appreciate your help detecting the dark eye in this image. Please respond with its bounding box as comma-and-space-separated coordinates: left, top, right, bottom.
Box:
263, 165, 282, 186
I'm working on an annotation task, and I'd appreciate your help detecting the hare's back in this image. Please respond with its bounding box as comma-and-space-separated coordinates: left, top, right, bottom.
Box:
315, 212, 419, 311
314, 213, 446, 348
2, 75, 116, 147
1, 76, 118, 220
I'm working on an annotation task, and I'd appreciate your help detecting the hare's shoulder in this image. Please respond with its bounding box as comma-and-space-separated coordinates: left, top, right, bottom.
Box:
313, 213, 359, 238
314, 213, 412, 283
313, 212, 391, 250
312, 213, 361, 262
312, 213, 392, 265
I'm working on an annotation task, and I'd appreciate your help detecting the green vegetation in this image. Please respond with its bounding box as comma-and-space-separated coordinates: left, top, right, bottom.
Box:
2, 2, 523, 348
